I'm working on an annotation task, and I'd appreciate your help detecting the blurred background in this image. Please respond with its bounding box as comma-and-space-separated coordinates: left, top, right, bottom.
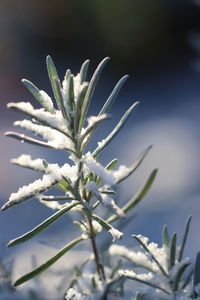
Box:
1, 0, 200, 295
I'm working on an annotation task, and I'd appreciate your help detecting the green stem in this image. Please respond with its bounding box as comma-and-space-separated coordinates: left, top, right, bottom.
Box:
87, 215, 105, 281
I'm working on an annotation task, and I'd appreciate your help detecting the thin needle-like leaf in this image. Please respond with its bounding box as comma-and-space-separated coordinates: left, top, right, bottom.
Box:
46, 56, 68, 120
79, 57, 110, 131
8, 201, 79, 247
78, 114, 109, 149
5, 131, 75, 153
162, 225, 170, 248
120, 273, 170, 295
39, 195, 75, 201
7, 103, 71, 138
133, 235, 168, 277
14, 236, 85, 286
105, 159, 118, 170
79, 59, 90, 83
178, 215, 192, 262
172, 260, 190, 292
92, 101, 139, 157
98, 75, 129, 116
169, 233, 177, 269
107, 169, 158, 223
193, 252, 200, 298
22, 79, 54, 113
116, 145, 152, 184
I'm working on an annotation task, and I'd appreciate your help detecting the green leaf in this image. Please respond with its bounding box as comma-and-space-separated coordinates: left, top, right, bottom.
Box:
105, 159, 118, 170
92, 214, 114, 231
74, 84, 88, 135
92, 101, 139, 157
116, 145, 152, 184
109, 260, 122, 279
98, 75, 129, 116
178, 215, 192, 262
162, 225, 170, 247
5, 131, 74, 153
193, 252, 200, 298
172, 260, 190, 292
7, 102, 71, 138
22, 79, 54, 113
132, 235, 168, 277
5, 131, 53, 149
79, 57, 110, 131
78, 114, 109, 150
8, 202, 79, 247
169, 232, 177, 269
14, 236, 84, 286
79, 59, 90, 83
39, 195, 75, 201
107, 169, 158, 223
121, 272, 170, 295
181, 268, 193, 290
46, 55, 68, 120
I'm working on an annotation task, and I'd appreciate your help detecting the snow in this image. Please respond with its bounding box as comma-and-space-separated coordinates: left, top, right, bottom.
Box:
11, 154, 45, 171
65, 288, 82, 300
119, 269, 154, 281
14, 119, 73, 150
39, 90, 54, 112
1, 163, 78, 210
83, 153, 116, 185
7, 102, 70, 134
108, 227, 123, 241
109, 244, 154, 271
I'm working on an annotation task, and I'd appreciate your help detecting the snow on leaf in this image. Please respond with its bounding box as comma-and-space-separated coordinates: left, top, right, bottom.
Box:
83, 153, 116, 185
11, 154, 45, 172
1, 163, 78, 210
14, 119, 73, 150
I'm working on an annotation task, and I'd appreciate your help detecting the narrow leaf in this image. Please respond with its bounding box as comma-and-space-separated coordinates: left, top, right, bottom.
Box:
169, 233, 177, 269
79, 114, 109, 149
172, 260, 190, 292
133, 235, 168, 277
178, 215, 192, 262
22, 79, 54, 113
181, 268, 193, 290
79, 57, 110, 131
46, 55, 68, 119
116, 145, 152, 184
98, 75, 129, 115
8, 202, 79, 247
7, 102, 71, 138
39, 195, 75, 201
79, 59, 90, 83
162, 225, 170, 247
14, 236, 84, 286
105, 159, 118, 170
74, 84, 88, 135
92, 214, 123, 240
5, 131, 74, 153
92, 101, 139, 157
121, 273, 170, 295
193, 252, 200, 298
5, 131, 56, 149
107, 169, 158, 223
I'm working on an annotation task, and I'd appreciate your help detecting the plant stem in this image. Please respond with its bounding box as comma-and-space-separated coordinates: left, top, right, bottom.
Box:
87, 216, 106, 281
